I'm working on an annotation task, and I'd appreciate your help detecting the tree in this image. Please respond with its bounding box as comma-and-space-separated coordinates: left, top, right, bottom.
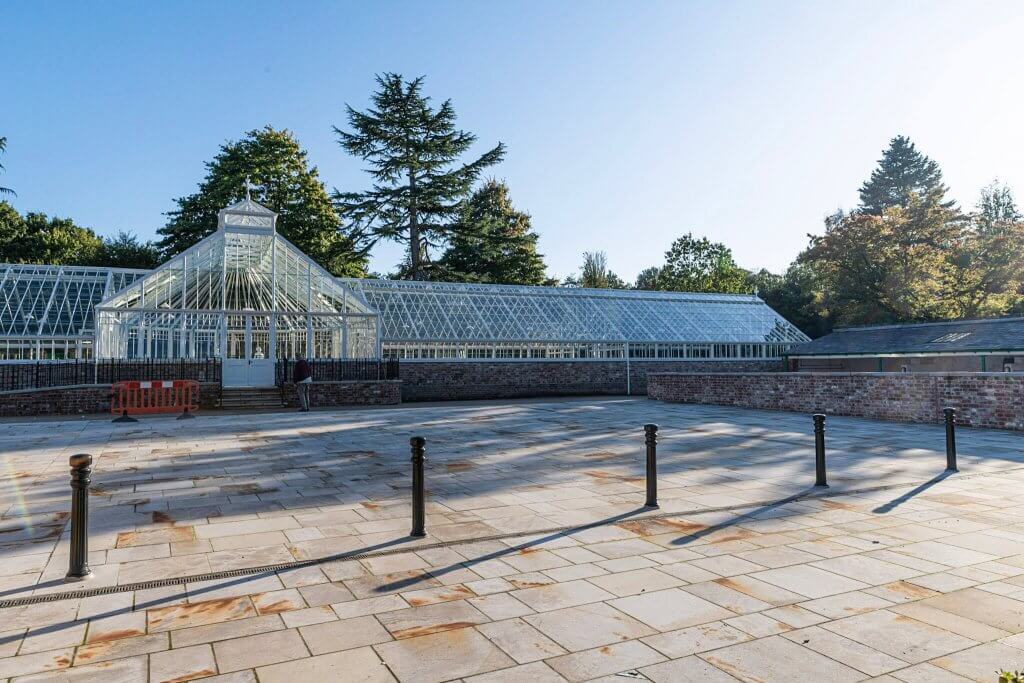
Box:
749, 264, 833, 338
2, 204, 99, 265
157, 127, 365, 276
859, 135, 954, 215
563, 251, 627, 289
801, 198, 963, 325
6, 212, 104, 265
0, 137, 13, 196
657, 233, 748, 293
944, 182, 1024, 318
334, 73, 505, 279
437, 180, 548, 284
98, 231, 161, 269
0, 201, 27, 261
634, 266, 663, 291
977, 179, 1021, 227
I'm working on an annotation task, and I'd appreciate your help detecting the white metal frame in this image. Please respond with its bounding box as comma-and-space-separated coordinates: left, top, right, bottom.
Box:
93, 198, 379, 361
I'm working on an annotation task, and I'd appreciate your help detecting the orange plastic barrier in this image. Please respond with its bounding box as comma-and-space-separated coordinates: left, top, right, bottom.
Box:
110, 380, 199, 417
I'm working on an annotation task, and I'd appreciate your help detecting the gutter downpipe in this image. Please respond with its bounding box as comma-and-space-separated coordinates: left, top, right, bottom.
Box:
625, 341, 631, 396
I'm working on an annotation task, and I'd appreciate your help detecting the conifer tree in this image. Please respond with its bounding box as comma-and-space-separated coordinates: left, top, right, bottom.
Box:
157, 127, 365, 276
438, 180, 547, 284
334, 74, 505, 280
858, 135, 954, 214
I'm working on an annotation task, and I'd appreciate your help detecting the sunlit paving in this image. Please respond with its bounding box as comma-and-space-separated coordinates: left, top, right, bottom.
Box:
2, 398, 1023, 680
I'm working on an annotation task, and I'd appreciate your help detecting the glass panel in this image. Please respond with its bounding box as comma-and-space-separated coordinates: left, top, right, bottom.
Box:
226, 314, 246, 359
251, 315, 270, 359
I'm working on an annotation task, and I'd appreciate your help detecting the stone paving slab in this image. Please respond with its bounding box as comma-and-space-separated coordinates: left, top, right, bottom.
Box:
1, 398, 1024, 680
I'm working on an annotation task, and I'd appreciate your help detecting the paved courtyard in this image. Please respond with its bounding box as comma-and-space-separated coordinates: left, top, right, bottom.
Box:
1, 397, 1024, 681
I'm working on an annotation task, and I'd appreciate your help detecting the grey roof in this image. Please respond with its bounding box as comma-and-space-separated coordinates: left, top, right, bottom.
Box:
788, 317, 1024, 356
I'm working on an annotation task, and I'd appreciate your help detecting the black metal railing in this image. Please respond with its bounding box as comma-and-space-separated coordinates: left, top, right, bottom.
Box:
275, 358, 400, 386
0, 359, 222, 392
96, 359, 222, 385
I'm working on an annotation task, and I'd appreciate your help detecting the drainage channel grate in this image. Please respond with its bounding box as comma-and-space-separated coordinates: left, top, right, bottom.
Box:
1, 467, 1011, 609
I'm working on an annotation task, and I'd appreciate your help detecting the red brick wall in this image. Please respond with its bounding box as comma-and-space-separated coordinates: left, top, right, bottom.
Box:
647, 371, 1024, 430
279, 380, 401, 407
0, 382, 221, 418
399, 360, 784, 402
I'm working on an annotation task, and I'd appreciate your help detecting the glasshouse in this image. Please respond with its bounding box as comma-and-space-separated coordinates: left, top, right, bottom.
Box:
0, 197, 808, 386
347, 279, 807, 361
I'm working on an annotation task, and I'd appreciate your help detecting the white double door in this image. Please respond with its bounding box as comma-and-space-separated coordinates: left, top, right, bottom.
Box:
223, 314, 276, 388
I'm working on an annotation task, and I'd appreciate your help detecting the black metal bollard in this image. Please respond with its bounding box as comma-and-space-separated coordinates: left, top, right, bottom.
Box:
410, 436, 426, 537
813, 413, 828, 488
66, 453, 93, 581
944, 407, 958, 472
644, 424, 659, 508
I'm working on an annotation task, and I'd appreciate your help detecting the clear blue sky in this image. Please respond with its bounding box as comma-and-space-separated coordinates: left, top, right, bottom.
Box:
4, 1, 1024, 280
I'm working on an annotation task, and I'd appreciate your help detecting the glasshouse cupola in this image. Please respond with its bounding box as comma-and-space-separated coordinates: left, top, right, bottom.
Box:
94, 196, 380, 386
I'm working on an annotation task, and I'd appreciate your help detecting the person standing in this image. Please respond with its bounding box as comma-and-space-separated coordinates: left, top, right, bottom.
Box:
293, 354, 313, 412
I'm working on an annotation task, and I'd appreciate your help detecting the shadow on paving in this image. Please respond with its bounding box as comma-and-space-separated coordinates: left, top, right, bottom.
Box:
0, 533, 420, 645
871, 470, 956, 514
372, 506, 654, 593
2, 399, 1021, 596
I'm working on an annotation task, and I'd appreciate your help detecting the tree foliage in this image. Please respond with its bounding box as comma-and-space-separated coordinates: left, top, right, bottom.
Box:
563, 251, 627, 289
648, 233, 749, 293
944, 182, 1024, 318
96, 231, 161, 269
0, 205, 102, 265
792, 140, 1024, 333
158, 126, 364, 276
334, 73, 505, 280
437, 180, 548, 284
801, 199, 965, 325
634, 266, 663, 291
748, 264, 833, 338
858, 135, 953, 215
0, 201, 160, 269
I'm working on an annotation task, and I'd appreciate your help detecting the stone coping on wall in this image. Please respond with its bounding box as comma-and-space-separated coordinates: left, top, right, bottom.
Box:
647, 370, 1024, 431
0, 383, 111, 396
652, 370, 1024, 377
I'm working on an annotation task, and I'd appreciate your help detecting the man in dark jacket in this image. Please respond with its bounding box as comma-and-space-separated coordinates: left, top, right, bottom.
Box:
293, 355, 313, 412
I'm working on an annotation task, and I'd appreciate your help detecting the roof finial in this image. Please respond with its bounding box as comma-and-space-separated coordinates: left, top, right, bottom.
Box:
244, 176, 255, 201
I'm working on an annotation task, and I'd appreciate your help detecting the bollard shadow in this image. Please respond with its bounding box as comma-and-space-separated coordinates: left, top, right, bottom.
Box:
0, 533, 420, 647
373, 506, 653, 594
871, 470, 956, 514
670, 487, 820, 546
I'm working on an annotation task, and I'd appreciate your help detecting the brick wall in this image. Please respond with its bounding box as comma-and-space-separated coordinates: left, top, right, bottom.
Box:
399, 360, 784, 402
279, 380, 401, 407
647, 371, 1024, 430
0, 382, 220, 418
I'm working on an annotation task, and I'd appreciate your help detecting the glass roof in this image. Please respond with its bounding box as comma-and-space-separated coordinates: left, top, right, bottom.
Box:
345, 279, 809, 344
99, 200, 374, 317
0, 264, 146, 338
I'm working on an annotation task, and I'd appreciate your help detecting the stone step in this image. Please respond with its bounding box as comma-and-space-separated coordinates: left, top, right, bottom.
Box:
220, 388, 284, 409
